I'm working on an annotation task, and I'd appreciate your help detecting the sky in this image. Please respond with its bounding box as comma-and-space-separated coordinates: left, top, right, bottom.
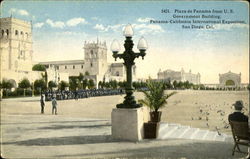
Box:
1, 0, 249, 84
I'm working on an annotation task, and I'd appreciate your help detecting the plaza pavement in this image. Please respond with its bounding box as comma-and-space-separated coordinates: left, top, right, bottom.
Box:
1, 94, 249, 158
1, 114, 247, 159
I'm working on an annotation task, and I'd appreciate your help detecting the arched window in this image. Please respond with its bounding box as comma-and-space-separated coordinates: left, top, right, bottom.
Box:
90, 50, 93, 58
15, 30, 19, 35
116, 71, 120, 76
90, 62, 93, 67
65, 66, 67, 69
1, 30, 4, 36
73, 65, 75, 69
6, 29, 9, 36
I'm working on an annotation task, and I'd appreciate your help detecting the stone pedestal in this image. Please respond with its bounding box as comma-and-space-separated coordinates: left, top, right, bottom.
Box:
111, 107, 149, 141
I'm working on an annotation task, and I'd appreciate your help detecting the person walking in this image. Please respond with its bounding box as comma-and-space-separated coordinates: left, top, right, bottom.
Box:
40, 94, 45, 114
52, 97, 57, 115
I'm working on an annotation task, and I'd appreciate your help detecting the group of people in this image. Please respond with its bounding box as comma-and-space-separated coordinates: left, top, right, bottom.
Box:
44, 88, 125, 101
40, 95, 58, 115
228, 100, 249, 159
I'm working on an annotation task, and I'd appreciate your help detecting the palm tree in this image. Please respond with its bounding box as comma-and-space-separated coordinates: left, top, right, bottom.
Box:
139, 79, 177, 122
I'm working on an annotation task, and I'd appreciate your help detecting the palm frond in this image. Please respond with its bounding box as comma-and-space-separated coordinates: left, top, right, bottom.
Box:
138, 79, 177, 111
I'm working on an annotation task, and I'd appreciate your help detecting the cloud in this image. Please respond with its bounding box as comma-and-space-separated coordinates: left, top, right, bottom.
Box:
132, 24, 164, 34
137, 17, 154, 23
34, 22, 44, 28
93, 22, 164, 35
66, 17, 88, 27
9, 8, 29, 16
94, 24, 124, 32
55, 31, 87, 36
94, 24, 107, 32
18, 9, 29, 16
46, 19, 65, 28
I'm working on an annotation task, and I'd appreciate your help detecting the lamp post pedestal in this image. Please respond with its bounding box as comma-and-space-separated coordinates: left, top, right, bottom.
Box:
111, 107, 149, 141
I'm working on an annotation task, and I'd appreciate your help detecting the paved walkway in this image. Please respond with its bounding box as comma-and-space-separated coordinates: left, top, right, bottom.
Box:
1, 114, 247, 159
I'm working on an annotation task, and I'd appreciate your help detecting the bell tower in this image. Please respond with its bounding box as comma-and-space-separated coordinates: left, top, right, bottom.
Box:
0, 17, 33, 72
83, 40, 108, 76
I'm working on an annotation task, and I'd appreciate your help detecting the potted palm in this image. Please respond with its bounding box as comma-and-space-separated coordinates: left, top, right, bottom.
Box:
139, 79, 177, 138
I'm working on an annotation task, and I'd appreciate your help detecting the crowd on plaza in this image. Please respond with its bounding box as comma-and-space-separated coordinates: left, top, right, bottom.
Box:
43, 88, 125, 101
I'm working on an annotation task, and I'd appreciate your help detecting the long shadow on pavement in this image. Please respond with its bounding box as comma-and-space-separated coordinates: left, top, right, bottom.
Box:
2, 135, 116, 146
38, 124, 111, 130
1, 120, 109, 125
53, 140, 247, 159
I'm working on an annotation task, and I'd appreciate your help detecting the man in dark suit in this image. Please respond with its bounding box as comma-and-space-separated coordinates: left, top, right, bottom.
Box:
228, 100, 248, 122
228, 100, 249, 159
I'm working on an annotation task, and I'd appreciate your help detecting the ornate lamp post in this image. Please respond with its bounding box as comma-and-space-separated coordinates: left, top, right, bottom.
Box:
111, 24, 148, 109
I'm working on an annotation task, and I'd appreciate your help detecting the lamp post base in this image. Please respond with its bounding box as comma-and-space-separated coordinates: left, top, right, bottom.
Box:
116, 103, 142, 109
116, 90, 142, 108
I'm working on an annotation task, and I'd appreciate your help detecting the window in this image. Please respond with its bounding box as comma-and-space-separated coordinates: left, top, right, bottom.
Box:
57, 66, 59, 70
1, 30, 4, 36
90, 63, 93, 67
6, 29, 9, 36
65, 66, 67, 69
15, 30, 18, 35
90, 50, 93, 58
73, 65, 75, 69
81, 65, 83, 69
116, 71, 120, 76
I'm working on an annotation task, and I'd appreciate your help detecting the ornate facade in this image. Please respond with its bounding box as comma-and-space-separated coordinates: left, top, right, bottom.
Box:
157, 68, 201, 84
40, 40, 136, 87
219, 71, 241, 88
0, 17, 43, 87
0, 17, 135, 88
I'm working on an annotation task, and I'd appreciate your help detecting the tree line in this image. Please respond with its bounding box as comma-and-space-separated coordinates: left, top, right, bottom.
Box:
1, 64, 250, 98
0, 72, 95, 98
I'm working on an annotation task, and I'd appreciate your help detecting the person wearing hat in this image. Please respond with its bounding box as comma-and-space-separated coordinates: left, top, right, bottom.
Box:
228, 100, 248, 122
228, 100, 249, 159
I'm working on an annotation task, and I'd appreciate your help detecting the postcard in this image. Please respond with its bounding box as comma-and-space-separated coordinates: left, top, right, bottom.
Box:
0, 0, 249, 158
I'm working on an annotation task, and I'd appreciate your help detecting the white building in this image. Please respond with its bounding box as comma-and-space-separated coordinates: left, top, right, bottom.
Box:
157, 68, 201, 84
0, 17, 69, 87
40, 40, 136, 87
219, 71, 241, 88
0, 17, 135, 88
0, 17, 43, 87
